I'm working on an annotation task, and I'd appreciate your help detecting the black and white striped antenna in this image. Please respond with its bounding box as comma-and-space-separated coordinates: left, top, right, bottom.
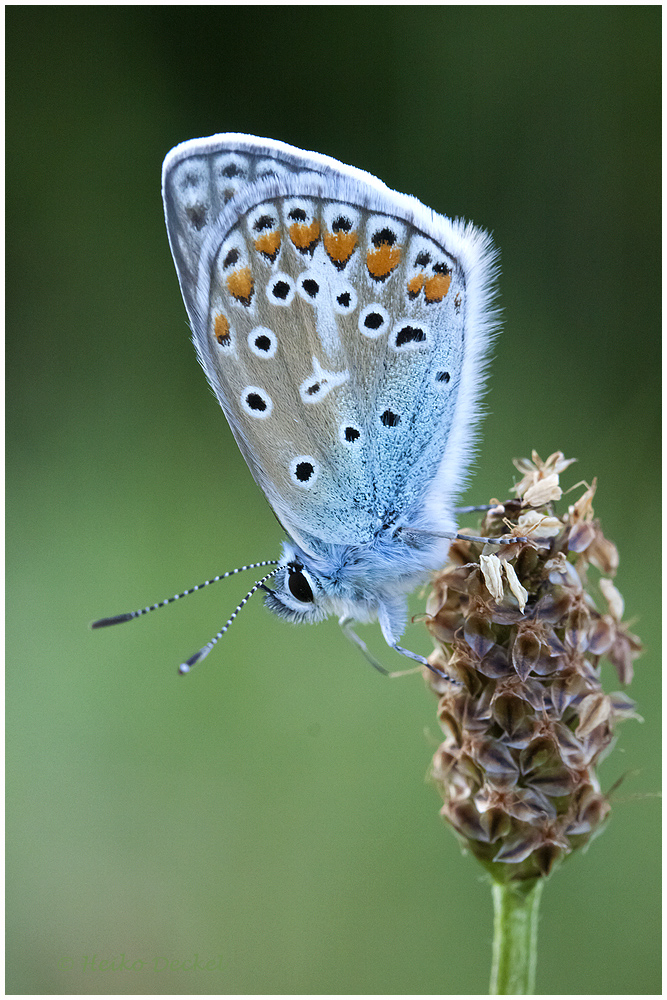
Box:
177, 568, 280, 674
91, 561, 280, 674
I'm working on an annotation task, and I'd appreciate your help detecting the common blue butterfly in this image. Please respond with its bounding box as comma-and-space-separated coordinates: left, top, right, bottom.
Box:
94, 134, 503, 678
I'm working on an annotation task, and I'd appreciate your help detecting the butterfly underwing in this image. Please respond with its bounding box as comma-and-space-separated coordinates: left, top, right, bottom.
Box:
95, 135, 500, 676
158, 134, 501, 672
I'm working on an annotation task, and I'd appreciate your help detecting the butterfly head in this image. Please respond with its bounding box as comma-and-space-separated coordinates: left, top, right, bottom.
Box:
261, 543, 329, 625
261, 537, 388, 627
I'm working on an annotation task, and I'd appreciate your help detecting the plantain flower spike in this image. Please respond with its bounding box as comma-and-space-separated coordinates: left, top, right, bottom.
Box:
425, 452, 642, 884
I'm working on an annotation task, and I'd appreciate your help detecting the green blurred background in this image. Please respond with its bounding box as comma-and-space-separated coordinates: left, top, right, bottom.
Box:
7, 8, 660, 995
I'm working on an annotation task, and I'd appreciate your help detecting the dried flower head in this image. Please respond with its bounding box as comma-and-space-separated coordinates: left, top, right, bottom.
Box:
425, 454, 641, 884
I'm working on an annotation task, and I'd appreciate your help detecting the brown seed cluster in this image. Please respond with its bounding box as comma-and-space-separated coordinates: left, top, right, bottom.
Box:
425, 453, 641, 884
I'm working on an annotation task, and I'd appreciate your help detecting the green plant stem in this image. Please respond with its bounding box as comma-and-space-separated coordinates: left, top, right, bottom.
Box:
489, 880, 543, 994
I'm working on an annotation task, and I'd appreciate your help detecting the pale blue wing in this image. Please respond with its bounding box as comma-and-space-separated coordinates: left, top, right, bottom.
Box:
162, 135, 498, 555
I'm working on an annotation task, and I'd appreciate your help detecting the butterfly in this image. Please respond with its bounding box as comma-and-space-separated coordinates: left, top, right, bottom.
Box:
94, 134, 503, 678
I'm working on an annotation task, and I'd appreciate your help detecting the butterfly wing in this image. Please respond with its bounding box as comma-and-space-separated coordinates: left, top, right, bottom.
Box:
162, 135, 498, 555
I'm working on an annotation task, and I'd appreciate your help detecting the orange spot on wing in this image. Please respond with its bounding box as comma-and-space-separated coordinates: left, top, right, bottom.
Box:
214, 314, 230, 344
424, 273, 452, 302
254, 231, 281, 261
407, 273, 425, 297
289, 220, 320, 253
367, 243, 401, 280
323, 229, 358, 267
226, 267, 254, 305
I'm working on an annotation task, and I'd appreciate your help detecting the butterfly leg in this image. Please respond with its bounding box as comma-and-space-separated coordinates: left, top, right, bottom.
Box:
399, 527, 530, 546
389, 642, 458, 683
339, 617, 422, 678
454, 503, 497, 514
454, 531, 529, 545
390, 642, 430, 667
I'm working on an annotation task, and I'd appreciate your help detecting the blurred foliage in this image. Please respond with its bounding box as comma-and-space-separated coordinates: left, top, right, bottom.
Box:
7, 7, 660, 995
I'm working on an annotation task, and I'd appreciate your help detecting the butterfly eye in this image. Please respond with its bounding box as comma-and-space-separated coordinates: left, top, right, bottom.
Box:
287, 567, 314, 604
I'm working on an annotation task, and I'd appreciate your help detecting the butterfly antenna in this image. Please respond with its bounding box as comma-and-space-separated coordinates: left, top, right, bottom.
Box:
90, 561, 280, 630
179, 567, 281, 675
